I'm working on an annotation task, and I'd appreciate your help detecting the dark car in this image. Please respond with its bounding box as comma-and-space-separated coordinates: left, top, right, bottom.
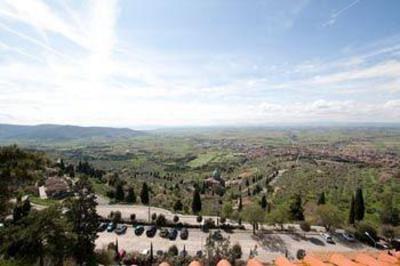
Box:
168, 228, 178, 240
180, 228, 189, 240
159, 228, 169, 238
134, 225, 144, 236
115, 224, 128, 235
106, 222, 116, 232
97, 222, 108, 232
146, 226, 157, 237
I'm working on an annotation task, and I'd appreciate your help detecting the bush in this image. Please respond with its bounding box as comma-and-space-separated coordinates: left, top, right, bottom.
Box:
355, 222, 377, 244
106, 189, 115, 199
203, 218, 215, 230
130, 213, 136, 222
168, 245, 178, 256
112, 211, 122, 224
220, 217, 226, 224
151, 213, 157, 221
173, 215, 179, 223
156, 214, 167, 226
231, 243, 242, 259
300, 221, 311, 232
197, 215, 203, 223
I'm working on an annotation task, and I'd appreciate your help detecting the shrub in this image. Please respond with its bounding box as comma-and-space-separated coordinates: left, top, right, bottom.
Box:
151, 213, 157, 221
130, 213, 136, 222
300, 221, 311, 232
220, 217, 226, 224
173, 215, 179, 223
231, 243, 242, 259
112, 211, 122, 224
197, 215, 203, 223
168, 245, 178, 256
355, 222, 377, 244
156, 214, 167, 226
203, 218, 215, 230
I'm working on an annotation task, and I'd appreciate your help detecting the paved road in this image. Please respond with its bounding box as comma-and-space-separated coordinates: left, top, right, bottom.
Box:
96, 227, 371, 263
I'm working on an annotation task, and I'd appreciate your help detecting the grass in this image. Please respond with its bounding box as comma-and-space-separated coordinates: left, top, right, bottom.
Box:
29, 195, 58, 206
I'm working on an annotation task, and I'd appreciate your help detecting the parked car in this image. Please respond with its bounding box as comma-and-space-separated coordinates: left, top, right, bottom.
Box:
97, 222, 107, 232
115, 224, 128, 235
134, 225, 144, 236
211, 230, 223, 241
376, 240, 389, 250
180, 228, 189, 240
159, 228, 169, 238
196, 250, 203, 257
321, 233, 335, 244
168, 228, 178, 240
146, 226, 157, 237
106, 222, 116, 232
341, 232, 355, 242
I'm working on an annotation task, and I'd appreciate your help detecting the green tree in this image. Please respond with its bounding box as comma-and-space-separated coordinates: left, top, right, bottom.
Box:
192, 189, 202, 214
1, 207, 74, 266
125, 187, 136, 203
266, 204, 289, 230
140, 183, 150, 205
260, 195, 267, 210
115, 183, 124, 201
243, 203, 264, 234
316, 204, 342, 232
65, 177, 98, 265
380, 191, 399, 226
354, 188, 365, 221
222, 202, 233, 219
317, 192, 326, 205
289, 194, 304, 221
349, 195, 355, 225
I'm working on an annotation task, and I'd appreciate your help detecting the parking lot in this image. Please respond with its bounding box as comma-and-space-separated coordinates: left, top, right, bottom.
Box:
95, 225, 372, 263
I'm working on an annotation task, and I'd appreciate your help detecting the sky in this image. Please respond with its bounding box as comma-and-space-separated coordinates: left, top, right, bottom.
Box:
0, 0, 400, 128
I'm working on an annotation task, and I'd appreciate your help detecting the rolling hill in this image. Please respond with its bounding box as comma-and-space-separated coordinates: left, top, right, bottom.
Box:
0, 124, 143, 143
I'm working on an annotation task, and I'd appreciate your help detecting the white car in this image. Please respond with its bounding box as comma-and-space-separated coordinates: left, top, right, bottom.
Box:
341, 232, 355, 242
321, 233, 335, 244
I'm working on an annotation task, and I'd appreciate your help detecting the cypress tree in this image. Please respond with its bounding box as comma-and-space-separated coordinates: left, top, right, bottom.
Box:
125, 187, 136, 203
140, 183, 150, 205
289, 194, 304, 221
354, 188, 365, 221
238, 194, 243, 212
260, 195, 267, 210
115, 183, 124, 201
192, 189, 202, 214
317, 192, 326, 205
349, 195, 355, 225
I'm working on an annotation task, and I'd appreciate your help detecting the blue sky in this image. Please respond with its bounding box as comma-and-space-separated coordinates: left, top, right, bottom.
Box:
0, 0, 400, 128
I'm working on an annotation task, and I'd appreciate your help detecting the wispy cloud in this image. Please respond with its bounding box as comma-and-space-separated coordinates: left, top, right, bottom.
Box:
323, 0, 360, 27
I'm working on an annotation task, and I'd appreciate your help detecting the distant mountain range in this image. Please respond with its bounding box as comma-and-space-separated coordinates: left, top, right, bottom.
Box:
0, 124, 143, 142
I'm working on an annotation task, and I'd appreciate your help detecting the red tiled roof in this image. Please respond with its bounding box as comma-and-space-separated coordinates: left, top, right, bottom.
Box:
159, 262, 171, 266
275, 256, 296, 266
246, 258, 263, 266
188, 260, 202, 266
216, 259, 232, 266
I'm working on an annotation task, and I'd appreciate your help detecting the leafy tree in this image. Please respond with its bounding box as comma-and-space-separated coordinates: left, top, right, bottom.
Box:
1, 207, 74, 266
22, 199, 31, 216
65, 177, 98, 265
231, 243, 242, 260
125, 187, 136, 203
140, 183, 150, 205
267, 204, 289, 230
155, 214, 167, 226
173, 215, 179, 223
379, 191, 399, 226
289, 195, 304, 221
349, 195, 355, 225
168, 245, 178, 256
260, 195, 267, 210
197, 215, 203, 223
317, 192, 326, 205
243, 203, 264, 234
380, 224, 397, 242
354, 188, 365, 221
300, 221, 311, 233
174, 199, 183, 211
115, 183, 124, 201
316, 204, 342, 232
192, 189, 202, 214
222, 202, 233, 219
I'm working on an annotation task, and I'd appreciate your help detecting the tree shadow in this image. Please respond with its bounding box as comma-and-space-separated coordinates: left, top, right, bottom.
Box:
307, 237, 326, 246
255, 234, 288, 253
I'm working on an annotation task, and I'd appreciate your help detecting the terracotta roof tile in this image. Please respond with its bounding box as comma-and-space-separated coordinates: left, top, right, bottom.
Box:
188, 260, 203, 266
354, 253, 392, 266
216, 259, 232, 266
378, 252, 398, 264
275, 256, 296, 266
329, 253, 363, 266
247, 258, 263, 266
303, 255, 329, 266
159, 262, 171, 266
